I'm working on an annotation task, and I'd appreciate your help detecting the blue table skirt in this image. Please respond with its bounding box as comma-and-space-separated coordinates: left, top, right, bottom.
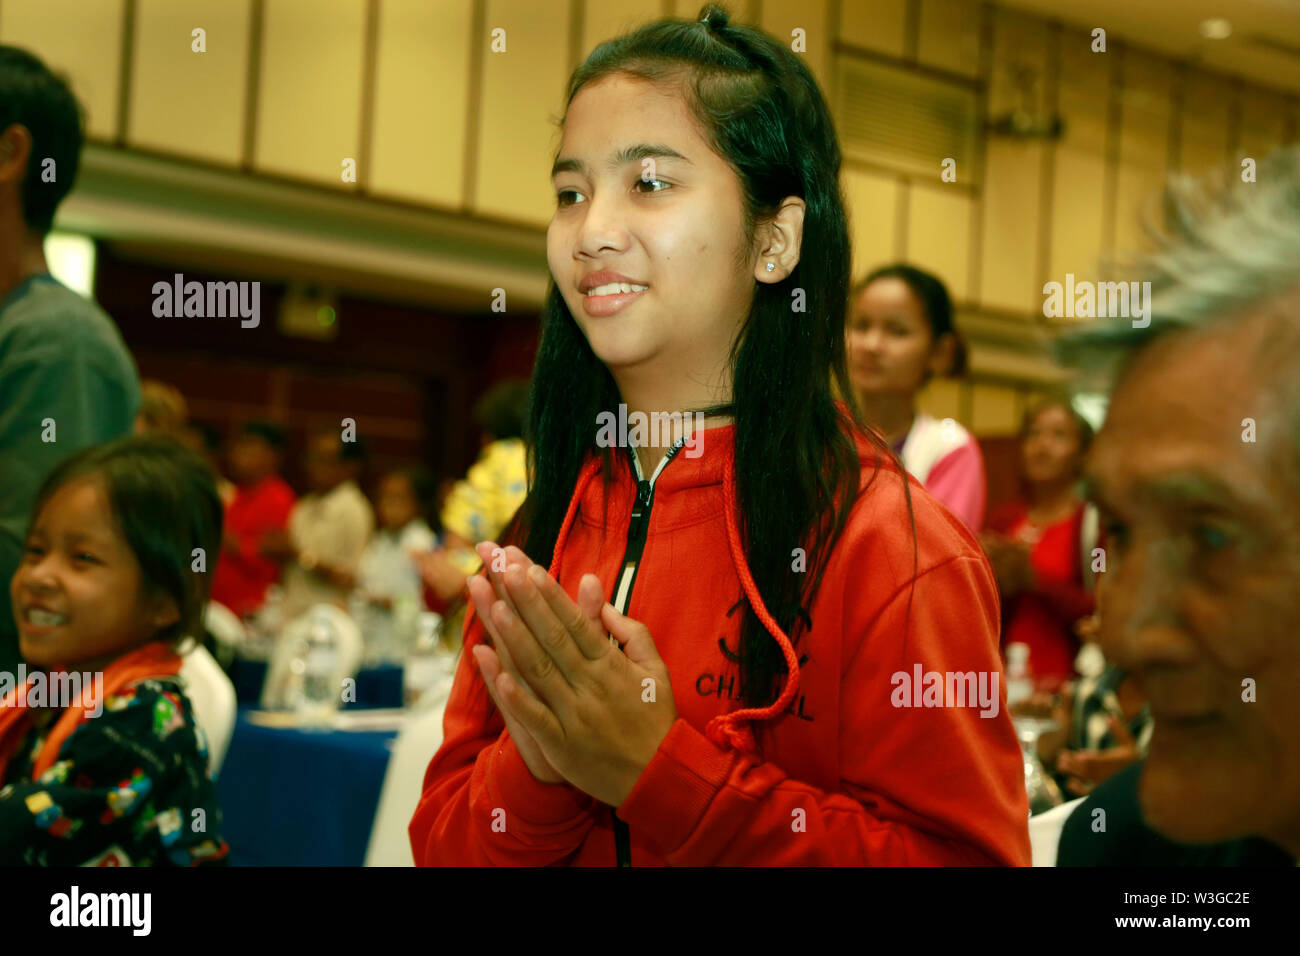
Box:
230, 659, 404, 709
217, 707, 398, 866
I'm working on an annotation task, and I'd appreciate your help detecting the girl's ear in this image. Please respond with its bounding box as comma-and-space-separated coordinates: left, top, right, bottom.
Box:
148, 592, 182, 634
929, 332, 958, 378
753, 196, 806, 283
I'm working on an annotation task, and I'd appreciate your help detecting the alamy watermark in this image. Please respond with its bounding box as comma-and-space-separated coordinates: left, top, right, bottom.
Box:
595, 404, 705, 458
1042, 273, 1151, 328
0, 666, 104, 717
152, 273, 260, 328
890, 664, 1001, 718
49, 886, 150, 936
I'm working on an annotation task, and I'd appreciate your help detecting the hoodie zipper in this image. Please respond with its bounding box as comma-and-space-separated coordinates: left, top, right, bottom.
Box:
611, 440, 685, 867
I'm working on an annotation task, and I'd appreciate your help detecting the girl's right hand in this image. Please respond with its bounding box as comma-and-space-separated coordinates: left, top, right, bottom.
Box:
466, 542, 602, 785
472, 641, 563, 784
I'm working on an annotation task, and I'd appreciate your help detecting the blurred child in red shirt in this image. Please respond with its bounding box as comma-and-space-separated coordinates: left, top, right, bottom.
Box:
211, 422, 296, 618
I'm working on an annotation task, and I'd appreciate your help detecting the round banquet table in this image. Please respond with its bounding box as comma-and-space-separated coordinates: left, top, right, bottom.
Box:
228, 658, 405, 710
216, 706, 401, 866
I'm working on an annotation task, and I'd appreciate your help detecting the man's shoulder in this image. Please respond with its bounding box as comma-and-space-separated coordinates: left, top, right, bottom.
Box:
0, 279, 133, 368
1059, 761, 1294, 866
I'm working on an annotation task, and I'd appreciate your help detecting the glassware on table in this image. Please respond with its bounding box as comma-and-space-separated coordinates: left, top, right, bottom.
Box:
241, 584, 286, 661
1013, 715, 1065, 816
288, 608, 344, 729
354, 590, 421, 667
350, 589, 385, 668
1005, 642, 1034, 711
404, 611, 455, 710
391, 594, 421, 660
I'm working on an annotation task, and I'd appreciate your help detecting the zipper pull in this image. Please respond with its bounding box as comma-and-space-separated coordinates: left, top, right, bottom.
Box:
632, 478, 652, 517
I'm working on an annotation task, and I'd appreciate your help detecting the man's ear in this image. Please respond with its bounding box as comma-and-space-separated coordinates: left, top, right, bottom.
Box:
753, 196, 806, 284
0, 124, 32, 184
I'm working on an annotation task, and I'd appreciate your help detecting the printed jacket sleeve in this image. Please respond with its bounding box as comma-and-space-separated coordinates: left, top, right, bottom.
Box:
409, 601, 601, 865
614, 553, 1032, 865
0, 682, 228, 866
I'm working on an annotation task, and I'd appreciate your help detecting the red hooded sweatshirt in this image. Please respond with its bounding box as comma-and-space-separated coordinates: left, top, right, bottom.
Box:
410, 421, 1031, 865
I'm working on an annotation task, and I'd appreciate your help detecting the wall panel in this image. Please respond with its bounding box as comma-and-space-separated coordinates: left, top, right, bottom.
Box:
371, 0, 473, 207
839, 0, 906, 59
254, 0, 367, 186
0, 0, 125, 139
129, 0, 251, 165
1048, 28, 1110, 286
906, 185, 972, 302
473, 0, 572, 224
917, 0, 980, 78
844, 168, 902, 280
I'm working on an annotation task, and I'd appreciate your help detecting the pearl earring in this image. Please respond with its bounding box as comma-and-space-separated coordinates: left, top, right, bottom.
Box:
765, 262, 775, 272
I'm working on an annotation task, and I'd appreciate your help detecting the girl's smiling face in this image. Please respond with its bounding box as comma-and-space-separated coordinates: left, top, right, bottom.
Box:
11, 477, 177, 670
547, 73, 766, 401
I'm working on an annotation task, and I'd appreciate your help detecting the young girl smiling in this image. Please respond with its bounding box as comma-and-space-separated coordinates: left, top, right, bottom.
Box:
847, 264, 986, 531
0, 436, 228, 865
410, 5, 1029, 866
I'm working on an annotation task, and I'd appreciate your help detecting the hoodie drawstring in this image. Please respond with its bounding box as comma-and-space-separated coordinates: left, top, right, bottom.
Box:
705, 463, 802, 754
549, 451, 802, 756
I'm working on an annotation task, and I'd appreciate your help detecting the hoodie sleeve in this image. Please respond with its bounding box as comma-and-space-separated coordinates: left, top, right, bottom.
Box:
614, 553, 1032, 865
408, 604, 601, 865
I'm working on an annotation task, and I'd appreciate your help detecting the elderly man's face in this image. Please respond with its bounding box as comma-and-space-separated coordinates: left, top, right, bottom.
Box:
1085, 313, 1300, 854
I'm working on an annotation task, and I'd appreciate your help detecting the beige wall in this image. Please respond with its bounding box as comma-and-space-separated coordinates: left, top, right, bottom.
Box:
4, 0, 1296, 435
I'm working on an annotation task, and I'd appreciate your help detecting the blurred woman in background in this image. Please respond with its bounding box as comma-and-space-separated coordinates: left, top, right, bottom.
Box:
359, 464, 438, 611
846, 264, 985, 530
983, 398, 1096, 691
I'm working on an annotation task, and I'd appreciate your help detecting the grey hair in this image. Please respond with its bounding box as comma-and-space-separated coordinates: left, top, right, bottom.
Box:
1055, 146, 1300, 375
1055, 147, 1300, 489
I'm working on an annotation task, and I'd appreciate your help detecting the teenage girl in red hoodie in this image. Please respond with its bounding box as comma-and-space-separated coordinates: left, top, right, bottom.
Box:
410, 4, 1031, 865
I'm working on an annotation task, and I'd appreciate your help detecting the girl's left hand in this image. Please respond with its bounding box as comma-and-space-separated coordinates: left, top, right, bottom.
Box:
483, 558, 677, 808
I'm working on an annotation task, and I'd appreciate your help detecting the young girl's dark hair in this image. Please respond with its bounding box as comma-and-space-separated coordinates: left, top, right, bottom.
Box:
28, 435, 224, 647
854, 263, 969, 377
508, 4, 904, 709
473, 379, 531, 442
385, 464, 440, 532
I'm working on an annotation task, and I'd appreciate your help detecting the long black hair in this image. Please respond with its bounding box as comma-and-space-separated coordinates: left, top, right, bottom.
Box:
506, 4, 900, 710
29, 435, 224, 647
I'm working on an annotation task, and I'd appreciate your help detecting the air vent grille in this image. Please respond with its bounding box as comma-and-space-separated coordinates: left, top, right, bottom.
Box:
836, 56, 981, 184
